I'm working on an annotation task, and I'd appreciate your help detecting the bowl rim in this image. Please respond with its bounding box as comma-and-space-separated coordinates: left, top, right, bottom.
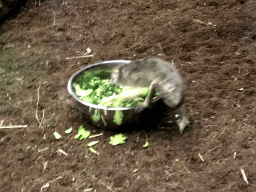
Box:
67, 59, 160, 111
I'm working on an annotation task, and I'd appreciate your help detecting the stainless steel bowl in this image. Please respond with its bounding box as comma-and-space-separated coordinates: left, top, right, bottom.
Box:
67, 60, 162, 130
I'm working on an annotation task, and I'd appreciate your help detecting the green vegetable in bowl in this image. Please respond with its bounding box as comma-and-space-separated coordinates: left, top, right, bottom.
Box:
99, 87, 148, 108
72, 69, 158, 108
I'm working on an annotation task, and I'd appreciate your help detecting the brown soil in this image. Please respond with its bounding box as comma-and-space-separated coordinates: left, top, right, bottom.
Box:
0, 0, 256, 191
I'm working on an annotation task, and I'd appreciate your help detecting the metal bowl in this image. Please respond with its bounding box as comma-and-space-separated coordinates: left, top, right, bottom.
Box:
67, 60, 162, 130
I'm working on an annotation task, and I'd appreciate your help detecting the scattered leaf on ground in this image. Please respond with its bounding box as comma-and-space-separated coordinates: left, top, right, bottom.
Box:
87, 141, 99, 147
89, 147, 99, 155
143, 141, 149, 148
109, 134, 127, 145
74, 126, 91, 140
65, 127, 73, 134
53, 132, 62, 139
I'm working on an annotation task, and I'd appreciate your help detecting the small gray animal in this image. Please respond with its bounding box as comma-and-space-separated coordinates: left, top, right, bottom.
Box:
110, 57, 189, 134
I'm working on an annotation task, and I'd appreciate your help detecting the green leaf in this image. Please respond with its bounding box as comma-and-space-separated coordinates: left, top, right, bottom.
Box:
87, 141, 99, 147
74, 126, 91, 140
89, 147, 99, 155
65, 127, 73, 134
109, 134, 127, 145
91, 109, 100, 123
113, 110, 123, 125
143, 141, 149, 148
53, 131, 62, 139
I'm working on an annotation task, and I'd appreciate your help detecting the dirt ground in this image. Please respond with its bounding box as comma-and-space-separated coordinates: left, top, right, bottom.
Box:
0, 0, 255, 191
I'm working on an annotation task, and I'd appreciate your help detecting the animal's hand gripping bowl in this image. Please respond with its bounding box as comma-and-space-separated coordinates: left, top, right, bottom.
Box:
67, 60, 161, 130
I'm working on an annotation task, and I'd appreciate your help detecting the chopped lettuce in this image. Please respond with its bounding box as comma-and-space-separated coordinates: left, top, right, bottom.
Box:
72, 69, 157, 108
65, 127, 73, 134
53, 132, 62, 139
109, 134, 127, 145
74, 126, 91, 140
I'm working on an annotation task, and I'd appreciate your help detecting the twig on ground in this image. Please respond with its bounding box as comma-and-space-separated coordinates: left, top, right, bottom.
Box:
89, 133, 104, 138
40, 183, 49, 191
193, 19, 216, 28
52, 11, 59, 26
0, 120, 4, 126
193, 19, 208, 25
43, 162, 48, 171
38, 147, 49, 152
0, 125, 27, 129
218, 125, 229, 138
84, 188, 93, 192
35, 85, 40, 124
35, 85, 45, 128
28, 171, 72, 192
41, 110, 45, 127
66, 55, 95, 60
57, 148, 68, 156
198, 153, 205, 162
241, 168, 249, 184
40, 176, 63, 191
